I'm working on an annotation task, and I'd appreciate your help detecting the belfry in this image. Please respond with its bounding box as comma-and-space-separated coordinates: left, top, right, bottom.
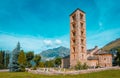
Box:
70, 8, 87, 67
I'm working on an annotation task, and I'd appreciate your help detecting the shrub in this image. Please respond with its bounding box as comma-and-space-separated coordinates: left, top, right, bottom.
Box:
83, 63, 88, 69
39, 62, 45, 68
32, 66, 37, 70
75, 62, 88, 70
19, 64, 25, 72
95, 65, 100, 68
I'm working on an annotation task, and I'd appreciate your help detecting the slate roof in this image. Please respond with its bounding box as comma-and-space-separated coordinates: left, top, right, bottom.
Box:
87, 56, 98, 60
70, 8, 85, 16
94, 50, 111, 55
62, 55, 70, 59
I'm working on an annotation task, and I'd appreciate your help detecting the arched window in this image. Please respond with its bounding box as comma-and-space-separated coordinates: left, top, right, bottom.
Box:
80, 13, 84, 20
81, 46, 84, 52
82, 54, 84, 59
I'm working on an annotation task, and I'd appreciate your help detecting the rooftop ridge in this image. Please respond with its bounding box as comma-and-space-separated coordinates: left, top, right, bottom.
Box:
69, 8, 85, 16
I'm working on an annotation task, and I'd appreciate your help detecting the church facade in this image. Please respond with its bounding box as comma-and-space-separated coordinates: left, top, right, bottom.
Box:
61, 8, 112, 68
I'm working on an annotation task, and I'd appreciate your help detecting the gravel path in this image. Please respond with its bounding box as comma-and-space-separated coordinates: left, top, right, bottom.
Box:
0, 69, 9, 72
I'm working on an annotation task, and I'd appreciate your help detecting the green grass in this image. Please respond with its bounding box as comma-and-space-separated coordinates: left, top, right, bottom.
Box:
0, 70, 120, 78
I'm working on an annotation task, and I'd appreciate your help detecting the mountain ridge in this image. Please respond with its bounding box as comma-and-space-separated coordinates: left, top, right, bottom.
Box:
40, 38, 120, 61
40, 46, 70, 61
102, 38, 120, 51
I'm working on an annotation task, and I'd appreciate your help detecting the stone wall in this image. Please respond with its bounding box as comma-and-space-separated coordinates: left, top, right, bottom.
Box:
61, 57, 70, 68
87, 60, 98, 67
98, 54, 112, 67
27, 67, 120, 75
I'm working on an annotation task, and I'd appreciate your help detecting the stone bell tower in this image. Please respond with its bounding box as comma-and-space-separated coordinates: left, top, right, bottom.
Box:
70, 8, 87, 67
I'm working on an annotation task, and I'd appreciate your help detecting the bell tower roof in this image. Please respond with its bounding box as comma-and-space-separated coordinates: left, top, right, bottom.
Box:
70, 8, 85, 16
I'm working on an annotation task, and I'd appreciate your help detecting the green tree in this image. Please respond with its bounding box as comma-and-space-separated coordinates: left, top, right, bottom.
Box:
45, 60, 54, 67
26, 51, 34, 68
4, 51, 10, 68
54, 57, 61, 67
9, 42, 21, 72
18, 50, 26, 72
116, 48, 120, 66
0, 50, 4, 69
6, 52, 10, 68
18, 50, 26, 65
0, 50, 10, 69
39, 62, 45, 68
33, 55, 41, 67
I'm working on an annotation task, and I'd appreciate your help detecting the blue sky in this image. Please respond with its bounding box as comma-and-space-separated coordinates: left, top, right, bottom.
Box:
0, 0, 120, 53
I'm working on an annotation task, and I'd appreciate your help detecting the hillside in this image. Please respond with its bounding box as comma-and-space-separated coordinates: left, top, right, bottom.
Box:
40, 46, 70, 61
102, 38, 120, 51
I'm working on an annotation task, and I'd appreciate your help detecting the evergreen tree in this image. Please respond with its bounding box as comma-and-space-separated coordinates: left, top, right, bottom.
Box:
18, 50, 26, 65
4, 51, 10, 68
5, 52, 10, 68
0, 50, 10, 69
18, 50, 26, 72
9, 42, 21, 72
0, 50, 4, 69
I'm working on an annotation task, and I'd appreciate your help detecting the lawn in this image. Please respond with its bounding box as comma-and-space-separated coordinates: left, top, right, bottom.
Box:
0, 70, 120, 78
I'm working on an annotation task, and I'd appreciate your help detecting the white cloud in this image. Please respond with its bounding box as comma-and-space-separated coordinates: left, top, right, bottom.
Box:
43, 40, 53, 46
1, 28, 119, 53
0, 33, 69, 53
55, 39, 62, 45
87, 28, 120, 49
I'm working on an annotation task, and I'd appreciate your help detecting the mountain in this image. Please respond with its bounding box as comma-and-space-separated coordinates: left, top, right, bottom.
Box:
102, 38, 120, 51
40, 38, 120, 61
40, 46, 70, 61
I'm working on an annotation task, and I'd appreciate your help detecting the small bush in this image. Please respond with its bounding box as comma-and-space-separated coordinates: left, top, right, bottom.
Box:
18, 64, 26, 72
75, 62, 88, 70
39, 62, 45, 68
83, 63, 88, 69
95, 65, 100, 68
75, 62, 82, 70
32, 66, 37, 70
26, 62, 32, 68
